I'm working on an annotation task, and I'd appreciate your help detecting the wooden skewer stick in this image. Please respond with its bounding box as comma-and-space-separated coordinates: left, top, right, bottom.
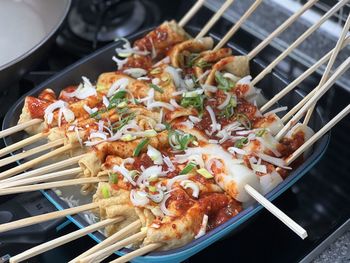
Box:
79, 231, 147, 263
214, 0, 263, 50
247, 0, 318, 59
251, 0, 348, 86
109, 243, 163, 263
69, 220, 142, 263
0, 154, 86, 184
0, 202, 98, 233
0, 139, 64, 168
178, 0, 206, 27
0, 132, 48, 158
303, 13, 350, 125
9, 217, 123, 263
195, 0, 235, 39
0, 119, 42, 139
245, 184, 307, 239
0, 167, 82, 189
286, 104, 350, 166
260, 36, 350, 113
0, 177, 108, 196
276, 56, 350, 141
0, 143, 76, 180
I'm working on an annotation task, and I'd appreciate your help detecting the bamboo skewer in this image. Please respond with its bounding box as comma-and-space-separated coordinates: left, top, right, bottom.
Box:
69, 220, 142, 263
0, 177, 108, 196
245, 185, 307, 239
276, 56, 350, 141
9, 217, 123, 263
251, 0, 348, 86
0, 202, 98, 233
247, 0, 318, 59
0, 143, 76, 180
0, 132, 48, 158
0, 119, 42, 139
79, 231, 147, 263
110, 243, 163, 263
214, 0, 263, 50
195, 0, 235, 39
178, 0, 206, 27
0, 167, 82, 189
0, 154, 86, 184
260, 36, 350, 113
0, 139, 64, 167
303, 13, 350, 125
286, 104, 350, 165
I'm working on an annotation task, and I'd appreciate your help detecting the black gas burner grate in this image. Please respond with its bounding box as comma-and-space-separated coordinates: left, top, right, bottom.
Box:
57, 0, 160, 57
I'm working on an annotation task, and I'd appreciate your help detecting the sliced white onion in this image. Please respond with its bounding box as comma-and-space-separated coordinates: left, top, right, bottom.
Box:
65, 77, 97, 99
163, 156, 175, 172
197, 70, 211, 83
147, 145, 163, 165
112, 56, 128, 70
206, 105, 220, 134
179, 120, 194, 129
180, 180, 200, 198
165, 66, 184, 89
113, 165, 136, 186
137, 165, 164, 186
152, 78, 160, 85
148, 189, 164, 203
257, 153, 291, 170
89, 132, 107, 141
227, 147, 246, 155
83, 104, 98, 115
223, 72, 241, 82
249, 157, 267, 173
130, 190, 149, 207
102, 96, 110, 108
147, 101, 175, 111
170, 99, 181, 108
166, 174, 189, 191
217, 93, 231, 110
160, 193, 174, 216
107, 78, 129, 97
74, 127, 83, 146
98, 120, 104, 132
263, 106, 288, 117
195, 214, 208, 239
189, 115, 201, 123
123, 68, 147, 78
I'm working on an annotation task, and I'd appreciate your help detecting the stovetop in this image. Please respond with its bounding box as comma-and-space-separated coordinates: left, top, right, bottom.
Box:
0, 0, 349, 262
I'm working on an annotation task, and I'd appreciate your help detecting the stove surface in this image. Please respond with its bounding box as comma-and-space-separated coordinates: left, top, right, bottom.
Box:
0, 0, 349, 262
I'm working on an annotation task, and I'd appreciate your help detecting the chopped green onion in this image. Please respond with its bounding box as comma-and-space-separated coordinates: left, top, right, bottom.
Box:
180, 162, 197, 175
121, 134, 137, 142
149, 83, 164, 93
236, 113, 251, 129
234, 137, 249, 148
195, 60, 212, 69
168, 130, 196, 151
133, 138, 150, 157
112, 112, 135, 132
215, 71, 234, 91
110, 90, 127, 101
197, 168, 214, 179
109, 173, 118, 184
150, 68, 161, 75
117, 101, 128, 108
180, 94, 204, 115
219, 97, 237, 119
186, 53, 200, 68
102, 186, 110, 198
148, 186, 157, 193
143, 129, 157, 137
256, 129, 267, 137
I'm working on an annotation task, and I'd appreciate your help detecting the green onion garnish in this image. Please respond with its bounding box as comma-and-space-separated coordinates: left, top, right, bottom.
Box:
133, 138, 150, 157
195, 60, 212, 69
168, 130, 196, 151
197, 168, 214, 179
215, 71, 234, 91
149, 83, 164, 93
180, 94, 204, 115
219, 96, 237, 119
102, 186, 110, 198
186, 53, 200, 68
109, 173, 118, 184
234, 137, 249, 148
180, 162, 197, 175
236, 113, 252, 129
110, 90, 127, 101
256, 129, 267, 137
